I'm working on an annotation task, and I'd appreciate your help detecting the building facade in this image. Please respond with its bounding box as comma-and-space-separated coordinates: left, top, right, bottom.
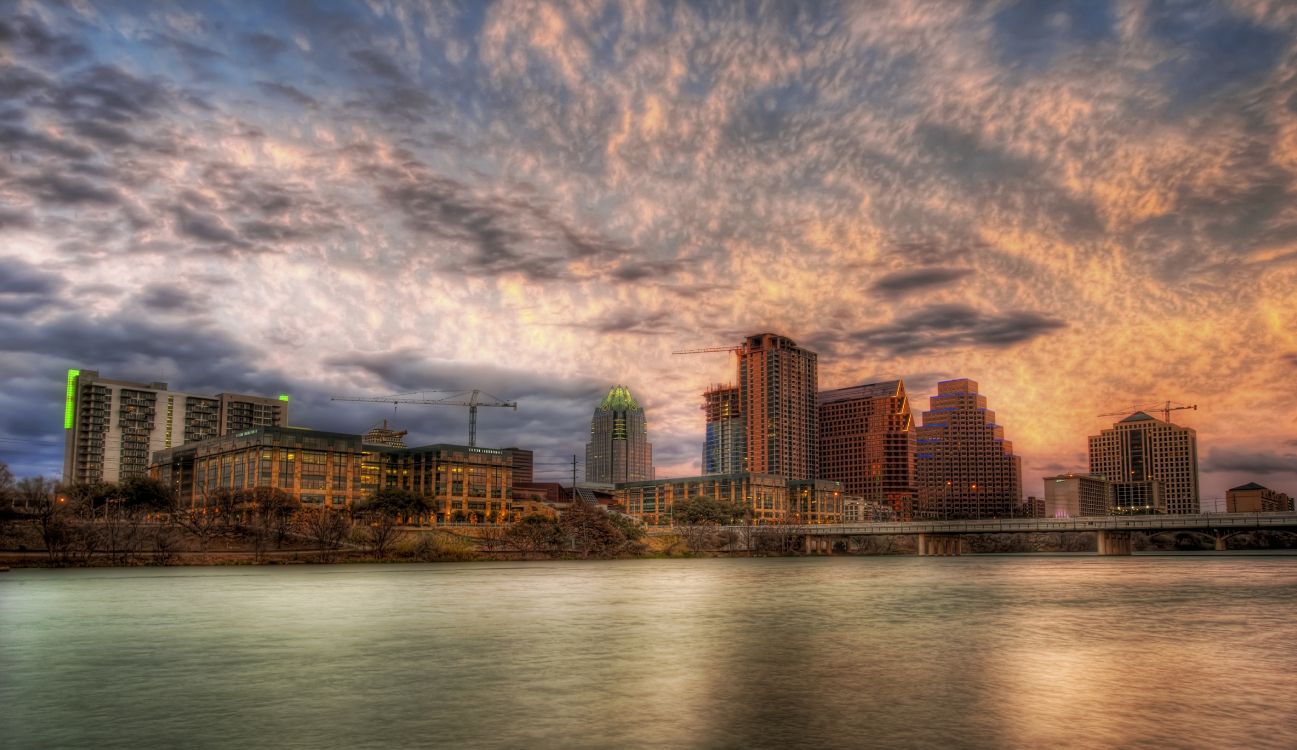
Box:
738, 333, 818, 480
914, 379, 1023, 519
1226, 482, 1293, 513
153, 427, 514, 522
375, 444, 513, 522
618, 473, 791, 525
1043, 473, 1110, 518
502, 447, 535, 485
702, 384, 744, 475
64, 369, 288, 485
617, 473, 845, 525
1089, 412, 1199, 515
818, 380, 916, 511
585, 385, 654, 483
153, 427, 363, 510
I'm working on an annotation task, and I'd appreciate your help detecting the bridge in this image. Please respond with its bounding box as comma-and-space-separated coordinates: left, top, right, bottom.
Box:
656, 512, 1297, 556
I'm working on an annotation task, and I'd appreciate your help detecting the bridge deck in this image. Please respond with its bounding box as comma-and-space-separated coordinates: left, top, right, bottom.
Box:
651, 512, 1297, 536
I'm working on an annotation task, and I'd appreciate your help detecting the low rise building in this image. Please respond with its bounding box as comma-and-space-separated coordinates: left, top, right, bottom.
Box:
1226, 482, 1293, 513
1043, 474, 1110, 518
153, 427, 514, 522
618, 472, 791, 525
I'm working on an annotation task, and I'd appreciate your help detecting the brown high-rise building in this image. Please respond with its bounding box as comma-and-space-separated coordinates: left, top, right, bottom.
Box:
915, 379, 1023, 519
1089, 412, 1198, 515
738, 333, 818, 480
818, 380, 915, 509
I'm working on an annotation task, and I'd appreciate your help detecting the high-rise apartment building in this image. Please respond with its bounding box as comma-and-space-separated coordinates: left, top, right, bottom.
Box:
738, 333, 818, 480
914, 379, 1023, 519
702, 384, 744, 475
818, 380, 915, 509
63, 369, 287, 485
1089, 412, 1199, 515
585, 385, 654, 484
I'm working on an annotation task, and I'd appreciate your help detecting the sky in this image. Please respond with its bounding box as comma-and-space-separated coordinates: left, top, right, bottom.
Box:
2, 0, 1296, 502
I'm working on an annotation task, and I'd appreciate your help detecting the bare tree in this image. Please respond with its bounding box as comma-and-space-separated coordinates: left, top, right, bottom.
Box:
298, 507, 352, 562
0, 460, 14, 509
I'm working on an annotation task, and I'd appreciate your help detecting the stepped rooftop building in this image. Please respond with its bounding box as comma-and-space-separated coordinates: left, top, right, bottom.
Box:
819, 380, 916, 512
63, 369, 288, 485
914, 379, 1023, 519
738, 333, 819, 480
1089, 412, 1198, 514
585, 385, 654, 484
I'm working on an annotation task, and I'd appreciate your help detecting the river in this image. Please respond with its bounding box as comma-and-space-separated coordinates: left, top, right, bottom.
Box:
2, 556, 1296, 749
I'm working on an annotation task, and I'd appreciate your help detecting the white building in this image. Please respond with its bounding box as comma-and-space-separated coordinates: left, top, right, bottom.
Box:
62, 369, 288, 485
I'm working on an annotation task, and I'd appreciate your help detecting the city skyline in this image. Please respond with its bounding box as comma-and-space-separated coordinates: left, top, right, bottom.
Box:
3, 3, 1297, 503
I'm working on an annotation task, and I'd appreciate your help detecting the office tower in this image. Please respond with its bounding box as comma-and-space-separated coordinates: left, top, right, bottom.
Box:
63, 369, 287, 485
585, 385, 654, 483
738, 333, 818, 480
914, 379, 1023, 519
1089, 412, 1199, 514
818, 380, 915, 508
502, 447, 535, 485
702, 384, 744, 475
1043, 473, 1110, 517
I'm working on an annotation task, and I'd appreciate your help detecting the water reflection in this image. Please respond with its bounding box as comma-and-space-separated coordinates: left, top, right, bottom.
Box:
2, 557, 1296, 749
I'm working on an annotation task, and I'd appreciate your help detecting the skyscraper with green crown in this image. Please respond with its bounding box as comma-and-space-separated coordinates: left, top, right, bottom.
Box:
585, 385, 654, 483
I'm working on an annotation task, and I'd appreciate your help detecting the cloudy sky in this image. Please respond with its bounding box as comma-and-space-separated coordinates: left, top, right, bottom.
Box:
2, 0, 1296, 501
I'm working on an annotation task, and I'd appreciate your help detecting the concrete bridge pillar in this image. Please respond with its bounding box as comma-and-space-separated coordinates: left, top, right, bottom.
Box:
1097, 530, 1132, 556
918, 534, 961, 557
1214, 536, 1227, 552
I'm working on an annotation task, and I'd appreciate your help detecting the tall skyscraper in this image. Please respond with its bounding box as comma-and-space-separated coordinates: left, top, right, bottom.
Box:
1089, 412, 1199, 514
63, 369, 288, 485
915, 379, 1022, 519
585, 385, 654, 483
702, 384, 744, 475
818, 380, 916, 508
738, 333, 818, 480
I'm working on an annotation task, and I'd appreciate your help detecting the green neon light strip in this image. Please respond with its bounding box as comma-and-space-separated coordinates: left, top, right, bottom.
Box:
64, 369, 80, 429
278, 393, 290, 402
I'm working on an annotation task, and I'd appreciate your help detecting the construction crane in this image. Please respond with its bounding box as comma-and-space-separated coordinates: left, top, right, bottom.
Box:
1099, 400, 1198, 424
672, 346, 742, 355
331, 390, 517, 447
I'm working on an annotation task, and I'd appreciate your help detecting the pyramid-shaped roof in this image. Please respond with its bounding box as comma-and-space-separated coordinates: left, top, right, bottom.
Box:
1229, 482, 1268, 492
1120, 412, 1157, 423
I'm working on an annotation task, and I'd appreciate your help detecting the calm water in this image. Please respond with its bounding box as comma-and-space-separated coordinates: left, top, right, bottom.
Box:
3, 556, 1296, 749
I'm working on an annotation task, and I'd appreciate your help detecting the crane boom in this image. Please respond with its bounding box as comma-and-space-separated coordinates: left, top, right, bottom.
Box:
331, 389, 517, 447
672, 346, 742, 355
1098, 400, 1197, 424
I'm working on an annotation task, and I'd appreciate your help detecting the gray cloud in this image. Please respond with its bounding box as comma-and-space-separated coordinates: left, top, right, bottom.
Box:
871, 267, 974, 296
256, 81, 318, 109
1203, 449, 1297, 476
847, 304, 1066, 355
0, 14, 89, 66
138, 285, 202, 313
18, 172, 120, 206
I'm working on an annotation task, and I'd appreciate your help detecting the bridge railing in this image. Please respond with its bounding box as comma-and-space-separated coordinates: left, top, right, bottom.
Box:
692, 511, 1297, 536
